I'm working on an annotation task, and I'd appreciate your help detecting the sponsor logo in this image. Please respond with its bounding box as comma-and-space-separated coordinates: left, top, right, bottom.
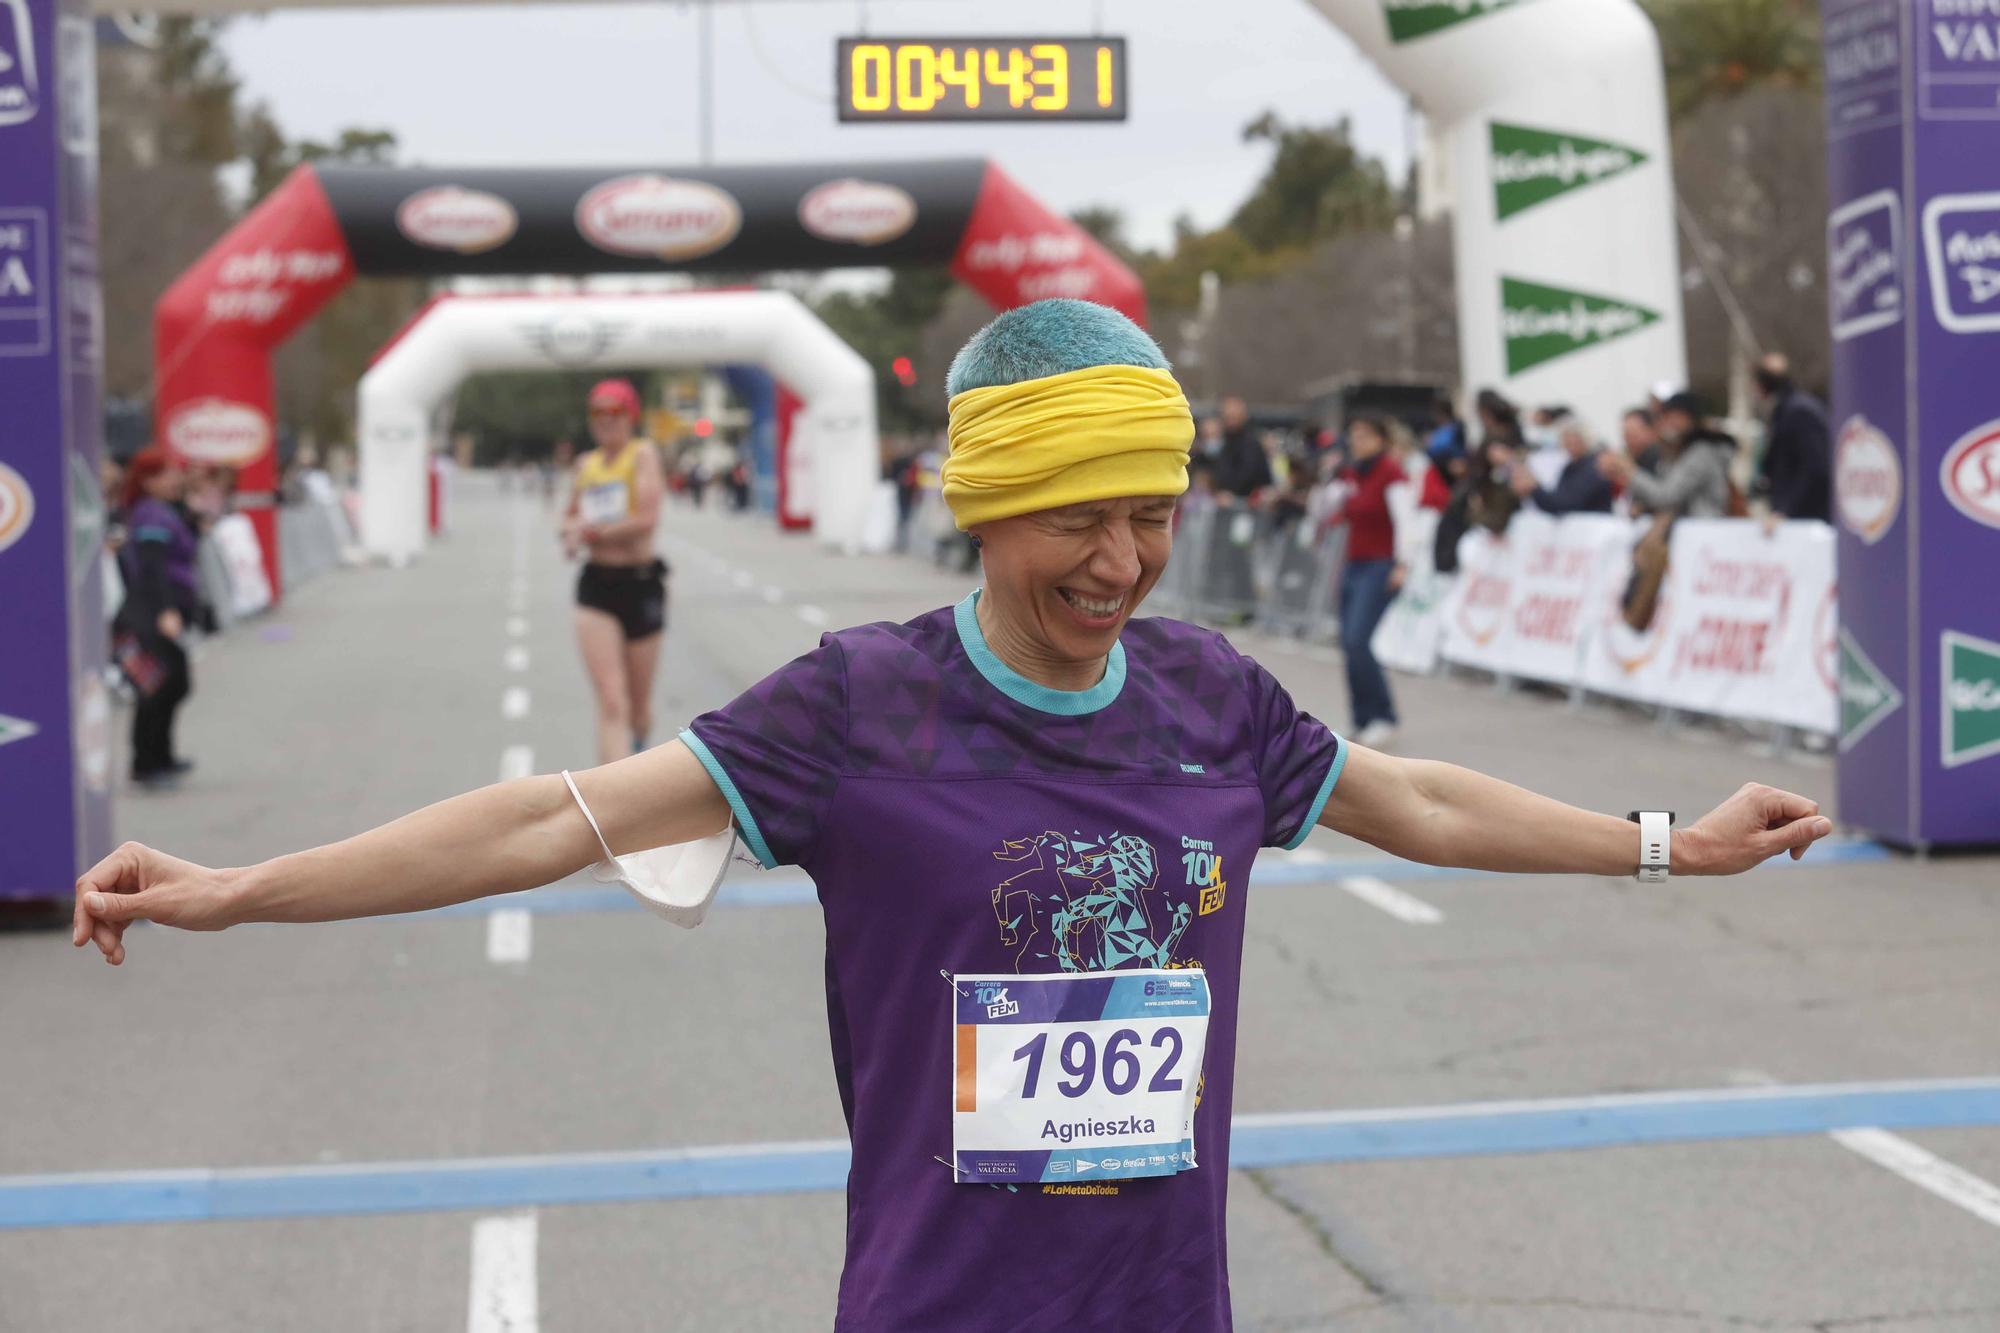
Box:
1835, 415, 1901, 544
165, 398, 272, 466
1839, 627, 1902, 753
1072, 1159, 1096, 1174
1943, 628, 2000, 768
206, 247, 346, 325
1500, 276, 1660, 375
396, 186, 518, 254
1489, 122, 1646, 221
1046, 1158, 1072, 1175
0, 206, 50, 355
1828, 190, 1902, 341
521, 314, 628, 367
0, 711, 37, 748
983, 987, 1020, 1020
0, 0, 41, 126
1939, 417, 2000, 529
1178, 762, 1205, 774
798, 178, 917, 246
575, 174, 741, 261
0, 460, 33, 553
1383, 0, 1526, 44
1100, 1157, 1121, 1170
1930, 12, 2000, 65
1455, 563, 1510, 647
1923, 192, 2000, 333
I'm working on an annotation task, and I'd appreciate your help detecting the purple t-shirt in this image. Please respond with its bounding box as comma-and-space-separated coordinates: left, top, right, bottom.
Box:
683, 591, 1346, 1333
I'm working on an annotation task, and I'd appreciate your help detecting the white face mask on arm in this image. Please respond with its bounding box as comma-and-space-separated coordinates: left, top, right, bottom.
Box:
562, 769, 737, 929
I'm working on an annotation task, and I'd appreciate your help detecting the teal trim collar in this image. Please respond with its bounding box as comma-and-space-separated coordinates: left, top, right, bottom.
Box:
1283, 735, 1349, 850
679, 728, 779, 869
954, 590, 1126, 716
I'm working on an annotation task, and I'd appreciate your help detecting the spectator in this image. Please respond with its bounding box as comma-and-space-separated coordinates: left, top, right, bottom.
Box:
1599, 392, 1737, 520
116, 448, 206, 789
1622, 407, 1664, 479
1433, 388, 1524, 571
1328, 415, 1407, 748
1752, 353, 1832, 522
1425, 394, 1467, 472
1511, 414, 1615, 515
1209, 395, 1273, 504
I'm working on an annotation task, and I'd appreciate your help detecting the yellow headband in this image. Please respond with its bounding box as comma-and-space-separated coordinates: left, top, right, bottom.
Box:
942, 364, 1194, 531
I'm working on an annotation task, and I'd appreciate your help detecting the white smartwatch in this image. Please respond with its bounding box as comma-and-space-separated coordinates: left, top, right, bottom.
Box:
1628, 810, 1673, 883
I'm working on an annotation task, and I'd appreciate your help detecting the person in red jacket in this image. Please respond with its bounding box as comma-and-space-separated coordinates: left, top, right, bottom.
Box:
1329, 415, 1408, 747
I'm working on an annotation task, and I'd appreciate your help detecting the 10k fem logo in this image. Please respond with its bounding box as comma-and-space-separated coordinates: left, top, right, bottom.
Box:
1922, 192, 2000, 334
1828, 190, 1902, 340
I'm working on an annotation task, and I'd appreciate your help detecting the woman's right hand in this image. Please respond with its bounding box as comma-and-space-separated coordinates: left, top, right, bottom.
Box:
157, 609, 184, 639
72, 842, 240, 966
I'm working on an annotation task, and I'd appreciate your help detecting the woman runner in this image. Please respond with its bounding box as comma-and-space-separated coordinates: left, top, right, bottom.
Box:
74, 301, 1833, 1333
562, 378, 668, 762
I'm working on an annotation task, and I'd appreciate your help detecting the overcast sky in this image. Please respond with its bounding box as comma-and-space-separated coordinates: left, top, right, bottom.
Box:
218, 0, 1412, 253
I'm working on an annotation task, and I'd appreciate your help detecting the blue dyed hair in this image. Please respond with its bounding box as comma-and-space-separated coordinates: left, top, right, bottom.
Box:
945, 299, 1169, 398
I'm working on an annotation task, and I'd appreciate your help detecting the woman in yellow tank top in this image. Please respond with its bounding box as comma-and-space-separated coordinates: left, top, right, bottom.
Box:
561, 379, 668, 763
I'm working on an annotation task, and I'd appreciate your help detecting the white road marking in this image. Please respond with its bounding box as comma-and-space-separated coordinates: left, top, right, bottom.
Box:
498, 745, 535, 782
732, 569, 754, 589
506, 617, 528, 638
1283, 846, 1332, 863
504, 646, 530, 673
796, 604, 829, 628
501, 687, 531, 720
761, 585, 784, 604
1336, 875, 1444, 925
467, 1211, 538, 1332
1830, 1129, 2000, 1228
485, 909, 533, 965
1734, 1069, 2000, 1231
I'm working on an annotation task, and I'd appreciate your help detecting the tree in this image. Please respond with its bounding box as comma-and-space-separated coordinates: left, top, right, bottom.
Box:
1641, 0, 1819, 117
1229, 113, 1398, 254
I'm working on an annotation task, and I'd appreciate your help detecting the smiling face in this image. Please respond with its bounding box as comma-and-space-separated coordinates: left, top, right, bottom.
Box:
972, 494, 1178, 666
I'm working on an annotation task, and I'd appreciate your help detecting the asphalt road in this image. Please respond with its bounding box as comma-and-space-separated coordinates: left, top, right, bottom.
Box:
3, 476, 1995, 1332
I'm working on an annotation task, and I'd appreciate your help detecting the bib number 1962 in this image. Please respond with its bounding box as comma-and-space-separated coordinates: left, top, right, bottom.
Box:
949, 969, 1209, 1185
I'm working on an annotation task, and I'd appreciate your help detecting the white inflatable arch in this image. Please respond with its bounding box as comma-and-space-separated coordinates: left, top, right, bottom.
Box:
1309, 0, 1685, 434
356, 290, 877, 561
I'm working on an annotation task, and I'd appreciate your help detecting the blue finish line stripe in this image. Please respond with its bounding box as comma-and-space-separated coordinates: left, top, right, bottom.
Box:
3, 1077, 1992, 1230
410, 838, 1893, 921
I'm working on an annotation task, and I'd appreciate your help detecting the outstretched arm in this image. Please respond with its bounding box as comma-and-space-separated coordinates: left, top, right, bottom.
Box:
72, 741, 731, 965
1319, 744, 1831, 877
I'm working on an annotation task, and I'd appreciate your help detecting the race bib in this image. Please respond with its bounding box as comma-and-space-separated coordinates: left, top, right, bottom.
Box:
579, 480, 629, 525
950, 969, 1209, 1185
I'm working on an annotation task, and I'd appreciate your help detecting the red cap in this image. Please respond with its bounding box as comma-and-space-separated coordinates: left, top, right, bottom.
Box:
587, 378, 641, 419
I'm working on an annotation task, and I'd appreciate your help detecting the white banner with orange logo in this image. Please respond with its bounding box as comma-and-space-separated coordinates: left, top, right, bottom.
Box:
1413, 513, 1836, 735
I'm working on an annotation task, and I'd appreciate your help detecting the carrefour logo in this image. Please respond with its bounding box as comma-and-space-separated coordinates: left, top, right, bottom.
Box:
1489, 122, 1646, 221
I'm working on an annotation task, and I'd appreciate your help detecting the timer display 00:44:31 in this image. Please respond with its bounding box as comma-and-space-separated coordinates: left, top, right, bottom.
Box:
837, 37, 1128, 122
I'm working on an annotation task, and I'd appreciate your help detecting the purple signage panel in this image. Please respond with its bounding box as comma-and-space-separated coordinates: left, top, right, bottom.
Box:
1825, 0, 2000, 846
0, 0, 110, 900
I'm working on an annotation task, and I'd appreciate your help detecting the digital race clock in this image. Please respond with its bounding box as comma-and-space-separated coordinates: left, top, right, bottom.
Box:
836, 38, 1128, 123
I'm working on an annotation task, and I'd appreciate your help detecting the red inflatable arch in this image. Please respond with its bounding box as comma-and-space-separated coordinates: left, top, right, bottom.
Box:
154, 159, 1146, 598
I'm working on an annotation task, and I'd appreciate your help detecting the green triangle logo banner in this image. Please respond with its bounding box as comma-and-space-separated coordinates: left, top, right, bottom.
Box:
1383, 0, 1526, 43
1942, 629, 2000, 769
0, 713, 39, 749
1838, 628, 1903, 752
1490, 121, 1648, 220
1500, 277, 1661, 375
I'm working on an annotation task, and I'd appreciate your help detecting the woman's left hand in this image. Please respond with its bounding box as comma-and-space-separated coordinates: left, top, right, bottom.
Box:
1673, 783, 1834, 875
1388, 563, 1407, 592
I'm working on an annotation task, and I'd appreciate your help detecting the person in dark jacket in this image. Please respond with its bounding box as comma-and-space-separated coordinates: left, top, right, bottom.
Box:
1511, 414, 1616, 515
1209, 395, 1273, 503
117, 447, 203, 788
1752, 353, 1832, 521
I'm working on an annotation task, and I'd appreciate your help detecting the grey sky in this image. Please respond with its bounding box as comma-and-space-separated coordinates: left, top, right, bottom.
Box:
218, 0, 1411, 253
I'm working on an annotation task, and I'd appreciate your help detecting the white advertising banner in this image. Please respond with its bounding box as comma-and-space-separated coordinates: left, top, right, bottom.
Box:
1437, 512, 1630, 685
210, 513, 274, 619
